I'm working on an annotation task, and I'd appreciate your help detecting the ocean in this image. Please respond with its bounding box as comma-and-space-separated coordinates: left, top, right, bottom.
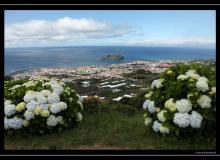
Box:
5, 46, 216, 75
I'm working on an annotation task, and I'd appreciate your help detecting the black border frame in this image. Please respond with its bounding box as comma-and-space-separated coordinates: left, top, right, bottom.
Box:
1, 4, 219, 156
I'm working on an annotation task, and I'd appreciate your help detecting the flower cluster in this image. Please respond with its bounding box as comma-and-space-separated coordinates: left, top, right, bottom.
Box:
164, 98, 176, 113
143, 64, 216, 135
46, 115, 64, 126
175, 99, 192, 113
4, 77, 84, 134
197, 95, 212, 109
143, 99, 155, 114
4, 117, 23, 130
151, 79, 163, 89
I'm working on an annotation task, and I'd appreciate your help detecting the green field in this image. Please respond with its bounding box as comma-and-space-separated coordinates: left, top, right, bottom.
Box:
4, 62, 216, 150
4, 111, 216, 150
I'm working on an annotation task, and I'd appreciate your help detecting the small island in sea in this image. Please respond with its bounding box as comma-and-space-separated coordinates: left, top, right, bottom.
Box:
101, 54, 124, 61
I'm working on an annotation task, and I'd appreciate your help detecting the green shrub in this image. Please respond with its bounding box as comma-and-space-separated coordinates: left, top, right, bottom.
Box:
143, 63, 216, 137
83, 96, 110, 114
4, 77, 84, 135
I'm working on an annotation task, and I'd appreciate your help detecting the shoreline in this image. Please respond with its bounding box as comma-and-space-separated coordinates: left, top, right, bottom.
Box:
6, 59, 215, 81
5, 59, 215, 77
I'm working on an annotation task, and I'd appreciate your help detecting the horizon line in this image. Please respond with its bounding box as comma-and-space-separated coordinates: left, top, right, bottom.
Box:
5, 45, 216, 50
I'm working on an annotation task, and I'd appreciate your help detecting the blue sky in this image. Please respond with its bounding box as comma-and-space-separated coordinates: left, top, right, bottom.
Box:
5, 10, 216, 48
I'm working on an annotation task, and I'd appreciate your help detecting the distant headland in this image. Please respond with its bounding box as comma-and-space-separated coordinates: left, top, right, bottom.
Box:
101, 54, 124, 61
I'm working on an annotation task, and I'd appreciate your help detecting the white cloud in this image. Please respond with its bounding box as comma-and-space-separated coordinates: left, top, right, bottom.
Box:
5, 17, 133, 47
126, 38, 215, 48
5, 17, 215, 48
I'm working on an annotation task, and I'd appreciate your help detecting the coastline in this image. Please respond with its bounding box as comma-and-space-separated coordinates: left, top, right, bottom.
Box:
6, 59, 215, 81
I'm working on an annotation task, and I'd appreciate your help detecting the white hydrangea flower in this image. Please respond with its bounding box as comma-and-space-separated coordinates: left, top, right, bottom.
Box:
197, 95, 212, 109
190, 111, 203, 128
59, 102, 67, 110
40, 90, 51, 97
143, 100, 155, 113
69, 97, 73, 102
40, 104, 49, 110
24, 92, 36, 103
51, 84, 64, 95
143, 100, 150, 109
11, 84, 22, 90
159, 125, 170, 134
155, 107, 161, 113
151, 79, 163, 89
42, 82, 51, 86
57, 116, 64, 124
185, 70, 200, 80
175, 99, 192, 113
40, 109, 50, 117
36, 94, 47, 104
59, 81, 65, 86
77, 94, 84, 103
26, 100, 38, 112
157, 110, 167, 122
145, 91, 153, 99
211, 87, 216, 94
24, 110, 35, 120
166, 70, 173, 75
4, 100, 12, 106
4, 117, 23, 129
4, 117, 9, 129
164, 98, 176, 112
23, 81, 37, 88
199, 76, 209, 82
148, 101, 155, 114
189, 74, 200, 80
76, 112, 83, 122
144, 117, 152, 127
23, 120, 30, 127
77, 101, 83, 111
47, 115, 58, 126
148, 101, 156, 113
4, 104, 16, 117
196, 78, 209, 92
47, 92, 60, 104
152, 121, 162, 132
186, 70, 196, 75
187, 93, 193, 99
177, 75, 188, 80
47, 80, 64, 95
173, 113, 190, 128
50, 103, 61, 114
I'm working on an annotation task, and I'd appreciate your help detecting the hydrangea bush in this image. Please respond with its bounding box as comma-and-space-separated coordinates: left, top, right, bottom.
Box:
143, 64, 216, 136
4, 77, 84, 134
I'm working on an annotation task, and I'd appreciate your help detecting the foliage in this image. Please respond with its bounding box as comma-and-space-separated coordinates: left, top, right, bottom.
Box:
5, 112, 215, 150
83, 96, 110, 114
4, 77, 84, 135
143, 63, 216, 137
123, 69, 159, 80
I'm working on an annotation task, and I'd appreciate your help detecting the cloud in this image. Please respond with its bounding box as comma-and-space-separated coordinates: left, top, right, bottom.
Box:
5, 17, 133, 47
5, 17, 215, 48
126, 38, 216, 48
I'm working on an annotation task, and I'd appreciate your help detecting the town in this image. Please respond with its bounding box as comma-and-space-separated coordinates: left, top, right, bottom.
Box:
8, 60, 214, 102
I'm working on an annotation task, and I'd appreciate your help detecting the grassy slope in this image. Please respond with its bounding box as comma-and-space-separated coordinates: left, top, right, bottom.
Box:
4, 112, 215, 150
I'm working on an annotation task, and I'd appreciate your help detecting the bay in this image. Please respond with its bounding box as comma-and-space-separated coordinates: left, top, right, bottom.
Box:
4, 46, 216, 75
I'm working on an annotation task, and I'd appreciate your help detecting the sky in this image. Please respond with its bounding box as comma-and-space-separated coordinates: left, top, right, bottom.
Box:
5, 10, 216, 48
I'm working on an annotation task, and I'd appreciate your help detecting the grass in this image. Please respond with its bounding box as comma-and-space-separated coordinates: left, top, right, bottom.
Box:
4, 111, 216, 150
